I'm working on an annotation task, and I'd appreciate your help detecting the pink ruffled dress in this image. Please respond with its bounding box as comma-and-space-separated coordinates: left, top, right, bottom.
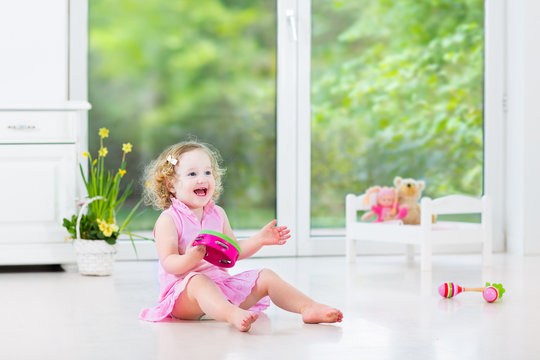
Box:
139, 198, 270, 322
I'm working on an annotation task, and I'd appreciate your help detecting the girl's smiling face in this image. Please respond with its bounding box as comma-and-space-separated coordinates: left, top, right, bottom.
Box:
169, 149, 216, 212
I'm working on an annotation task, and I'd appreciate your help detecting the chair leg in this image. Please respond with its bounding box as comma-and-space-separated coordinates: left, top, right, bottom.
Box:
420, 249, 431, 271
482, 235, 492, 267
406, 244, 414, 263
482, 194, 493, 267
346, 236, 356, 263
420, 236, 432, 271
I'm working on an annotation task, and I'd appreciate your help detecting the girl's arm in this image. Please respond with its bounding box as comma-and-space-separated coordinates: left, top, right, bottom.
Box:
154, 212, 206, 275
218, 207, 291, 260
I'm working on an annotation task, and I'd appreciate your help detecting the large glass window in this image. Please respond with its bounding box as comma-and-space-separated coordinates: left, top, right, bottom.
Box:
310, 0, 484, 229
89, 1, 277, 230
87, 0, 494, 255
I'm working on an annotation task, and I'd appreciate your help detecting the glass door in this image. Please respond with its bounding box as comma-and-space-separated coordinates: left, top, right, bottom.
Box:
88, 0, 500, 257
307, 0, 486, 253
89, 1, 282, 251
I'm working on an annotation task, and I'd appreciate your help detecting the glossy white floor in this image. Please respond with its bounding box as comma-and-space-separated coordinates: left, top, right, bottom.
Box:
1, 253, 539, 360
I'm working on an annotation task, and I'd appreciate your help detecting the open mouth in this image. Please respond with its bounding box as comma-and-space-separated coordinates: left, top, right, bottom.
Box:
194, 188, 208, 197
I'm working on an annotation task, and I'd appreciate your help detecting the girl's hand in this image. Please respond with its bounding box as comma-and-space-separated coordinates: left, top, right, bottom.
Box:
259, 219, 291, 246
186, 243, 206, 261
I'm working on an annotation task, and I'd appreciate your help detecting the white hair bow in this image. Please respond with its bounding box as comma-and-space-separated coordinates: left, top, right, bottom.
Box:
166, 155, 178, 165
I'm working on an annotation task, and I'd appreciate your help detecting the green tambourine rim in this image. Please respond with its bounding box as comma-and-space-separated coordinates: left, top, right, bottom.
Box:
198, 230, 241, 254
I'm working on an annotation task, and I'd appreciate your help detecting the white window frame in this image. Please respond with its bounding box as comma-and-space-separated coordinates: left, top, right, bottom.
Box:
275, 0, 309, 257
277, 0, 506, 256
483, 0, 506, 254
74, 0, 506, 258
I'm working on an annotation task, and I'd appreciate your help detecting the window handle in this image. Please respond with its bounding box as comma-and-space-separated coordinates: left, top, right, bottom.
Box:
286, 9, 298, 42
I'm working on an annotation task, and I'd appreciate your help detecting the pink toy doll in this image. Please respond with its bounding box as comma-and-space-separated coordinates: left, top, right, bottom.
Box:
361, 186, 408, 222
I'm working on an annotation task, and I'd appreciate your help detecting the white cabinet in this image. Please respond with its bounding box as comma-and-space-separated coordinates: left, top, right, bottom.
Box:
0, 144, 76, 240
0, 0, 68, 102
0, 1, 99, 264
0, 103, 90, 264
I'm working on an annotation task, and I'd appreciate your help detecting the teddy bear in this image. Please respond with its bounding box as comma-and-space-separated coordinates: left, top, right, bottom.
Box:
393, 176, 425, 225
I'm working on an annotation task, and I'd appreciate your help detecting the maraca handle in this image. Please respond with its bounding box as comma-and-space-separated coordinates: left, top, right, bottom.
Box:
464, 287, 485, 292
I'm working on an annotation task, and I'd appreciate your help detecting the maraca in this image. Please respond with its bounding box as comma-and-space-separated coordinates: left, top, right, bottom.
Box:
192, 230, 241, 268
438, 282, 506, 303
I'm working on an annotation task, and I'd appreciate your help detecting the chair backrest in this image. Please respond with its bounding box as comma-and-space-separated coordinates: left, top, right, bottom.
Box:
423, 194, 484, 215
346, 193, 371, 211
345, 193, 374, 225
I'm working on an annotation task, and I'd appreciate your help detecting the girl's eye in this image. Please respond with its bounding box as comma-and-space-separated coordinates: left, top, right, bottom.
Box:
188, 172, 196, 177
205, 171, 212, 176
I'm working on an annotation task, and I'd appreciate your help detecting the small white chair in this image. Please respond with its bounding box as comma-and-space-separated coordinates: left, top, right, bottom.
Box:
345, 193, 492, 271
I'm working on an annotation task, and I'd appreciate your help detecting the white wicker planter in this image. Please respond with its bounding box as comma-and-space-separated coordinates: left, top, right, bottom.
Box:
73, 239, 118, 276
72, 196, 118, 276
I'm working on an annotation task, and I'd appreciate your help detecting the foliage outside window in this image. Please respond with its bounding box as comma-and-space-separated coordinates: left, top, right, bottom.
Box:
311, 0, 484, 228
89, 0, 484, 232
89, 1, 277, 230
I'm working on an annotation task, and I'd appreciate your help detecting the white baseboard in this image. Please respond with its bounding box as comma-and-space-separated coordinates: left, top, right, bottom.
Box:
0, 238, 495, 266
0, 240, 157, 266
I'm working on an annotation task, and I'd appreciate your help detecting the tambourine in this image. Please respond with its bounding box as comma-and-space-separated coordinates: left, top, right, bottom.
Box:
192, 230, 241, 268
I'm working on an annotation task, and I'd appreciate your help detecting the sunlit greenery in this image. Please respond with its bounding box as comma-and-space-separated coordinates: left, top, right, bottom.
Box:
311, 0, 483, 227
90, 0, 483, 230
89, 1, 277, 230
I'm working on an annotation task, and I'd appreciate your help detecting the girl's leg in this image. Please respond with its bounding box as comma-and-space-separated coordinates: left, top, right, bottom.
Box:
239, 269, 343, 324
172, 274, 258, 332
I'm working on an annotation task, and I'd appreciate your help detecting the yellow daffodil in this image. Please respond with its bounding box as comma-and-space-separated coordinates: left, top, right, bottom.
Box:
67, 128, 143, 243
104, 222, 119, 237
122, 143, 133, 153
97, 219, 118, 237
103, 226, 113, 237
97, 219, 108, 233
98, 128, 110, 139
121, 142, 133, 162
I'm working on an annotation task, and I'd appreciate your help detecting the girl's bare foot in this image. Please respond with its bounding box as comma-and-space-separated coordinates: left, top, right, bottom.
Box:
301, 302, 343, 324
227, 308, 259, 332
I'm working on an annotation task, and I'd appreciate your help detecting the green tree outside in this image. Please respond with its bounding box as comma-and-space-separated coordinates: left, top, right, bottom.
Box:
89, 1, 277, 230
311, 0, 483, 227
89, 0, 484, 230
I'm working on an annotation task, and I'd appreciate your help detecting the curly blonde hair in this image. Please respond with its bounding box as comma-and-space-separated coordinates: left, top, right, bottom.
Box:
143, 141, 226, 210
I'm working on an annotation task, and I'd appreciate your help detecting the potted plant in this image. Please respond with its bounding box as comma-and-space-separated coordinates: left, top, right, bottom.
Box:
62, 127, 145, 276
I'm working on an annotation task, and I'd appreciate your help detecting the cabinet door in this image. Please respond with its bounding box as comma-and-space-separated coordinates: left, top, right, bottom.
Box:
0, 0, 68, 101
0, 144, 76, 244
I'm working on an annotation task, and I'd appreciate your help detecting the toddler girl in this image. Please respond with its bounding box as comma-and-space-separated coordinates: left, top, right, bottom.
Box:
139, 141, 343, 331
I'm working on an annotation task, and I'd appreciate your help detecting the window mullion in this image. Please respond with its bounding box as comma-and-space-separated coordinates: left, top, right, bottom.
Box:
275, 0, 299, 256
297, 0, 312, 255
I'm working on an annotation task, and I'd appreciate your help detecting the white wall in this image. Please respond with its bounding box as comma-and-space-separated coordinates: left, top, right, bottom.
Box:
506, 0, 540, 255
